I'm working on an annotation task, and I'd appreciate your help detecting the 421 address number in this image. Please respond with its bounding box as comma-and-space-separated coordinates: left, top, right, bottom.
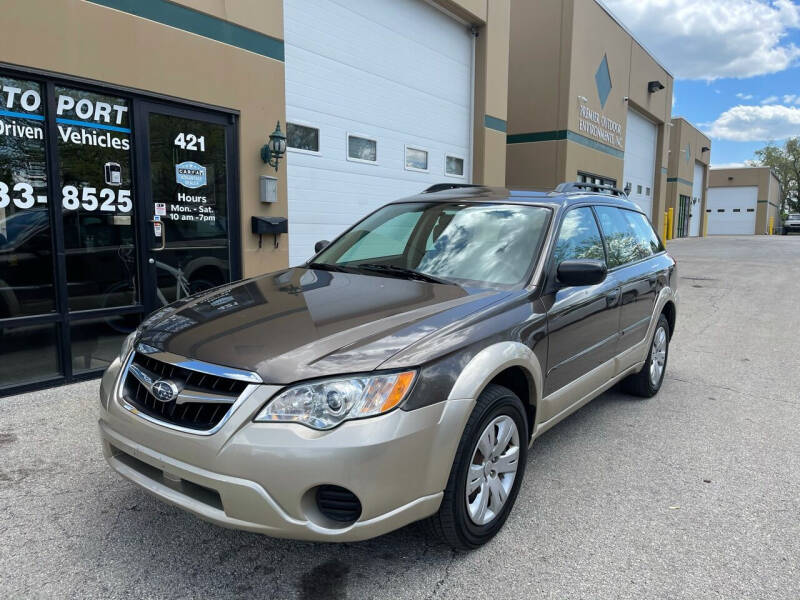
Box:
0, 181, 132, 213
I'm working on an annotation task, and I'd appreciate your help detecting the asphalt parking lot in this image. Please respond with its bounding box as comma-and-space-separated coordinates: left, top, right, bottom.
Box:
1, 235, 799, 599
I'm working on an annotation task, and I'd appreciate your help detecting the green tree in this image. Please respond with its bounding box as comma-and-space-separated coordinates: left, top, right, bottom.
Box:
749, 138, 800, 215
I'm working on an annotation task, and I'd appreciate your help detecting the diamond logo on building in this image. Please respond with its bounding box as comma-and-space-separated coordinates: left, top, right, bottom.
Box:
595, 54, 612, 109
175, 161, 207, 189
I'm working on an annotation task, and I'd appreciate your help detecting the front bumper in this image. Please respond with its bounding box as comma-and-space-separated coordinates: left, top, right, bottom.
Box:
98, 357, 473, 542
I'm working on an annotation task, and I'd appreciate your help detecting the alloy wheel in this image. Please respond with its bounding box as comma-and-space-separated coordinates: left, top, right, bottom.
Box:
649, 326, 668, 386
465, 415, 520, 526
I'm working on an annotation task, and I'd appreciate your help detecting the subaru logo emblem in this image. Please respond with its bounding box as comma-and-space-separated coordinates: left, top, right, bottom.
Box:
151, 379, 180, 403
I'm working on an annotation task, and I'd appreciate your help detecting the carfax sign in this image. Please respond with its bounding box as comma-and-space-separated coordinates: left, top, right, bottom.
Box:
175, 161, 207, 189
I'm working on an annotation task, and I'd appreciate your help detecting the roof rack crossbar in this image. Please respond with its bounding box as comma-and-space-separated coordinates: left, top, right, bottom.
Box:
422, 183, 485, 194
555, 181, 627, 197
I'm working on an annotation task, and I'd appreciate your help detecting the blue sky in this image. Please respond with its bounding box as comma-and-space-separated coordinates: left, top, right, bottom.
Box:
605, 0, 800, 167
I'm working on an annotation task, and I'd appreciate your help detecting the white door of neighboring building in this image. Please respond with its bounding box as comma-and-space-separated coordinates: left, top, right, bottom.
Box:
284, 0, 474, 264
689, 161, 704, 237
706, 186, 758, 235
623, 109, 658, 219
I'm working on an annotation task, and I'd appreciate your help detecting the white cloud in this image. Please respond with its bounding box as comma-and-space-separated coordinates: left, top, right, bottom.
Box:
761, 95, 780, 104
736, 93, 754, 100
603, 0, 800, 80
707, 104, 800, 141
783, 94, 800, 104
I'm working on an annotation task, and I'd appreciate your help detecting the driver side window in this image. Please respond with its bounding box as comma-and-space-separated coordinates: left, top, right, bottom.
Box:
552, 207, 605, 266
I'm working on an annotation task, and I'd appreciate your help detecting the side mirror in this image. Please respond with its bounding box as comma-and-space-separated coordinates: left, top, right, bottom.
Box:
314, 240, 330, 253
557, 259, 607, 287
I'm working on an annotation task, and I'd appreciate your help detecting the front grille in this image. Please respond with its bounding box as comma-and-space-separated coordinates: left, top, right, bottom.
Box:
122, 352, 248, 431
316, 485, 362, 523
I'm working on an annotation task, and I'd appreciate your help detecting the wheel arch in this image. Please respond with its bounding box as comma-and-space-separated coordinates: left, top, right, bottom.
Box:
447, 342, 543, 438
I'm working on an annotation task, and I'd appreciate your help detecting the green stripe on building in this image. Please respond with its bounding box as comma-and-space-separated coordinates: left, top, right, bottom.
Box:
667, 177, 693, 186
86, 0, 285, 61
757, 200, 780, 208
506, 129, 624, 159
484, 115, 507, 133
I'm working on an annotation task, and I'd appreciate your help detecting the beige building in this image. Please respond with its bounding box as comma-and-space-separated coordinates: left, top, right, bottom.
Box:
666, 118, 711, 238
0, 0, 511, 394
506, 0, 673, 234
707, 168, 781, 235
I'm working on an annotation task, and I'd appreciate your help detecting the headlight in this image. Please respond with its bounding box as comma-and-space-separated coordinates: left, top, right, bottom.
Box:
254, 371, 416, 430
119, 330, 137, 360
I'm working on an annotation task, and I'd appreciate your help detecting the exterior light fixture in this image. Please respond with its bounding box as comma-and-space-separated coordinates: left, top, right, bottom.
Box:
702, 146, 710, 153
648, 80, 665, 94
261, 121, 287, 172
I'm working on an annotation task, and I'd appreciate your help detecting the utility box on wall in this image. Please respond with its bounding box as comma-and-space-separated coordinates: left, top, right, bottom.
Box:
260, 175, 278, 203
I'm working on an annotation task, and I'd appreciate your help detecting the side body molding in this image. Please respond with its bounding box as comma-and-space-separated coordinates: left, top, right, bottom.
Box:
447, 341, 543, 411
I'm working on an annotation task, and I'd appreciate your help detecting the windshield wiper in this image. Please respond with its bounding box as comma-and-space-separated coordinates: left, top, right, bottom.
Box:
354, 263, 455, 285
307, 262, 357, 274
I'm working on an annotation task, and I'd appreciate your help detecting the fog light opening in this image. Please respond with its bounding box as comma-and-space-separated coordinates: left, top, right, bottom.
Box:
302, 485, 362, 528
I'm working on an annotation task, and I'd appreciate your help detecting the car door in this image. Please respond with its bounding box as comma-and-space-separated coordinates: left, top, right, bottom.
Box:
541, 206, 621, 420
594, 206, 661, 354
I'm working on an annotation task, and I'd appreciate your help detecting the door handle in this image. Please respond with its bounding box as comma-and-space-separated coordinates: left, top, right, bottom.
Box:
149, 219, 166, 252
606, 289, 620, 306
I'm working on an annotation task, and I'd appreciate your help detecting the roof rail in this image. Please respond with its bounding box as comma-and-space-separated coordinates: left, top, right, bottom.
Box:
555, 181, 627, 197
423, 183, 485, 194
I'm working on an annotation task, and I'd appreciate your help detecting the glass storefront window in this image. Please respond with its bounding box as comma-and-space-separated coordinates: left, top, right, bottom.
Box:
0, 322, 60, 389
55, 86, 137, 312
0, 70, 239, 394
71, 315, 139, 374
0, 76, 53, 319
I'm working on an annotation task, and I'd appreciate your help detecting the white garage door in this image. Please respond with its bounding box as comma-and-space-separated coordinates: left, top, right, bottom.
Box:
622, 109, 658, 219
706, 186, 757, 235
284, 0, 474, 264
689, 161, 704, 237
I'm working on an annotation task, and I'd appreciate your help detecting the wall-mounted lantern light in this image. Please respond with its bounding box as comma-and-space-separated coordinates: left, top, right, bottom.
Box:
261, 121, 287, 172
648, 80, 665, 94
702, 146, 710, 153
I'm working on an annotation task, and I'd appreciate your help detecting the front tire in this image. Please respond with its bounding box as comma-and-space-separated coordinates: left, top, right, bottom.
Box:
622, 314, 670, 398
424, 384, 528, 550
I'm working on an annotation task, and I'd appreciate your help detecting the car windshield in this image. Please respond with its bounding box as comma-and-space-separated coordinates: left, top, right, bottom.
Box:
312, 202, 551, 288
789, 214, 800, 220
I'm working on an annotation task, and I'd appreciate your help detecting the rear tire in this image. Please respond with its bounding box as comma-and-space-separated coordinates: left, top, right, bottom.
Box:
424, 384, 528, 551
622, 314, 670, 398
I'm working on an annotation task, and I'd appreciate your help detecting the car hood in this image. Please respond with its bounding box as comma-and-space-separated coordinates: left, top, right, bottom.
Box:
137, 267, 509, 383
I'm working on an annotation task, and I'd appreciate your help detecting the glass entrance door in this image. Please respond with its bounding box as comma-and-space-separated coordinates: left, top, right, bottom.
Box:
137, 104, 238, 315
0, 66, 240, 396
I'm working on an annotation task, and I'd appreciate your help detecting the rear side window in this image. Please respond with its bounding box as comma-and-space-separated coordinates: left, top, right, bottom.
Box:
622, 210, 664, 255
594, 206, 662, 268
552, 207, 605, 265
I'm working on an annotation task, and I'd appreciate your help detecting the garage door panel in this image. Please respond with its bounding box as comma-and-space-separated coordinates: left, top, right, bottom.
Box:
286, 56, 470, 143
623, 109, 657, 219
706, 187, 757, 235
285, 0, 473, 263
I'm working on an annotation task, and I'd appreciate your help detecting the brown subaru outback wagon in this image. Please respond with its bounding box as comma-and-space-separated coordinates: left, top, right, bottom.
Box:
99, 182, 677, 550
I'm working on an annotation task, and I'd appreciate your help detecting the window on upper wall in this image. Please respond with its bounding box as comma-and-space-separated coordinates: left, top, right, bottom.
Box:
286, 123, 319, 153
405, 146, 428, 172
347, 134, 377, 163
445, 155, 465, 177
578, 172, 617, 189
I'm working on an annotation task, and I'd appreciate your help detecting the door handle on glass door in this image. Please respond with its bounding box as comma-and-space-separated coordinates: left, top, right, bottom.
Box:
149, 219, 166, 252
